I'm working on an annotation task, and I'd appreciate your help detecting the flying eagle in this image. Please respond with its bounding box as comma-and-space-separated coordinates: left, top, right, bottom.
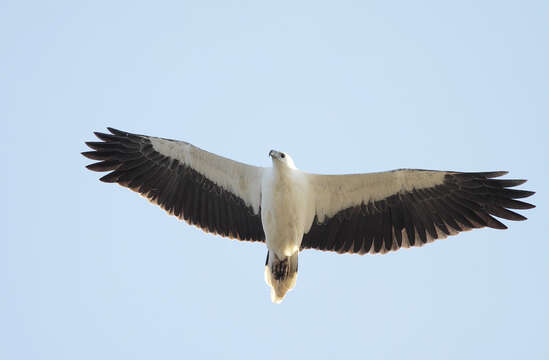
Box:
83, 128, 535, 303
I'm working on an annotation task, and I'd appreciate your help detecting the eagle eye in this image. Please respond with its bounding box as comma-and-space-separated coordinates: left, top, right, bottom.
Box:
281, 153, 286, 158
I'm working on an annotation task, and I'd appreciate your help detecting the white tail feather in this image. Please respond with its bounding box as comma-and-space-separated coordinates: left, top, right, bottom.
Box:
264, 252, 298, 303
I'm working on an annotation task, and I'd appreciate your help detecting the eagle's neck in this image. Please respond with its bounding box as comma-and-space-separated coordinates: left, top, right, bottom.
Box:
272, 161, 296, 180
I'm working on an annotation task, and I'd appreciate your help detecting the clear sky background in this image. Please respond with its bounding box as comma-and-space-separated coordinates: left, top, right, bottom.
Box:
2, 1, 548, 359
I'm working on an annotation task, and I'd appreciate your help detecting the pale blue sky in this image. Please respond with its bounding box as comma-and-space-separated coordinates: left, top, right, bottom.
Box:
2, 1, 548, 359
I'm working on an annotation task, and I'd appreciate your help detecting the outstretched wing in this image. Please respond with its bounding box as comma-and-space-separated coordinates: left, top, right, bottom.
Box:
83, 128, 265, 242
302, 169, 534, 254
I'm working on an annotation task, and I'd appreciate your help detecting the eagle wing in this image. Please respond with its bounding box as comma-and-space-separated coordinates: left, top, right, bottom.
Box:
83, 128, 265, 242
302, 169, 534, 254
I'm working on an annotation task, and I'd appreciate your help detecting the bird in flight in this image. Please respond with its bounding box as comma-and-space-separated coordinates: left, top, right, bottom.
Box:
83, 128, 535, 303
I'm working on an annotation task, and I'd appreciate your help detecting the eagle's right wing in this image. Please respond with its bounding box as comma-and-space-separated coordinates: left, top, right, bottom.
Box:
83, 128, 265, 242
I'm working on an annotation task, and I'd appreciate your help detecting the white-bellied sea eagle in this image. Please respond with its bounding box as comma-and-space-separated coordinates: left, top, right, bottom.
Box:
83, 128, 535, 303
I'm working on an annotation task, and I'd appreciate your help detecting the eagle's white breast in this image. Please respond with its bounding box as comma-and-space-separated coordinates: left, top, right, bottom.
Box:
261, 165, 313, 259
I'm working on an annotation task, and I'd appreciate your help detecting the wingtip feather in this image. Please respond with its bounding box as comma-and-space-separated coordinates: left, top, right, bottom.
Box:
99, 172, 120, 183
81, 151, 97, 160
86, 160, 120, 172
85, 141, 96, 149
107, 127, 129, 136
479, 171, 509, 178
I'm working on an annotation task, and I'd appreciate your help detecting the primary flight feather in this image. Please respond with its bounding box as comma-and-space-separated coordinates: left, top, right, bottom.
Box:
83, 128, 535, 303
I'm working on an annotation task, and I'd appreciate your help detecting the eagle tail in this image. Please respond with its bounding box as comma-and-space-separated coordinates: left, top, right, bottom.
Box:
264, 251, 298, 303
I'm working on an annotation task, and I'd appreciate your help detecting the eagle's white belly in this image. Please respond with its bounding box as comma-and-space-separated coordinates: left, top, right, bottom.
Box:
261, 168, 309, 259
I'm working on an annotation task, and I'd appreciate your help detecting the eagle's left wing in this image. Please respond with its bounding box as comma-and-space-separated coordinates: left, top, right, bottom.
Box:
302, 169, 534, 254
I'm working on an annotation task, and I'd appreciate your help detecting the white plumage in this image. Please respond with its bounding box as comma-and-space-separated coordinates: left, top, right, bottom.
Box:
83, 128, 535, 303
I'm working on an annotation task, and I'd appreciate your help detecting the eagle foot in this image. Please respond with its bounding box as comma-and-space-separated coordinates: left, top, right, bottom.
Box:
272, 258, 289, 280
